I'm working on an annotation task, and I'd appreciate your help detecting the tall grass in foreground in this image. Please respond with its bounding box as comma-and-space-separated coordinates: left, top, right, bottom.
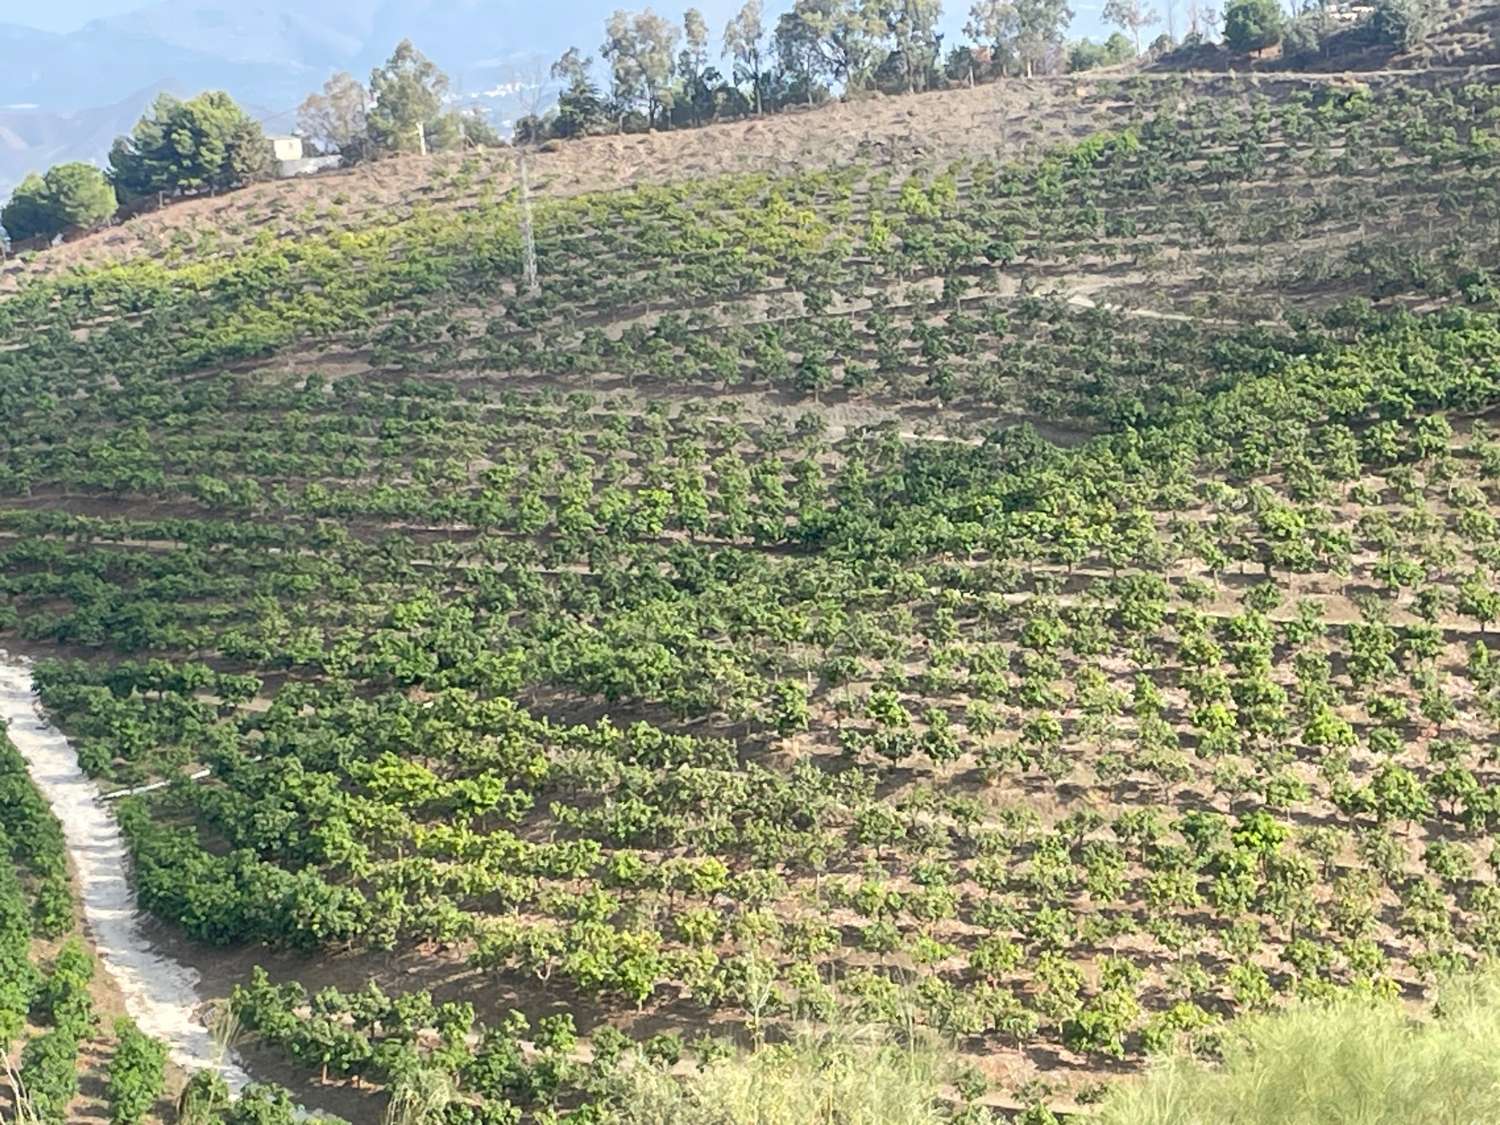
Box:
1097, 971, 1500, 1125
608, 1022, 948, 1125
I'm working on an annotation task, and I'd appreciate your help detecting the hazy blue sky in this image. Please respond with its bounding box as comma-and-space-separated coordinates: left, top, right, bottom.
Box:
13, 0, 1110, 39
7, 0, 149, 32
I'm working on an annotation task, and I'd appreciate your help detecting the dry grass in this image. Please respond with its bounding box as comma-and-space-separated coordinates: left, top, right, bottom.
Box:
1097, 971, 1500, 1125
609, 972, 1500, 1124
605, 1021, 949, 1125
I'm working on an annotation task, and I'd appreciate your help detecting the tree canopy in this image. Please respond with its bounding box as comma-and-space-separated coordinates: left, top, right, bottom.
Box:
602, 8, 682, 129
367, 39, 453, 153
108, 91, 269, 201
1223, 0, 1283, 51
2, 163, 115, 242
297, 72, 371, 160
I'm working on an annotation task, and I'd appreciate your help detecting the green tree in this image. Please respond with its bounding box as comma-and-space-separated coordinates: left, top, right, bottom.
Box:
1068, 31, 1135, 70
296, 72, 371, 160
5, 163, 117, 240
602, 9, 682, 129
550, 49, 611, 137
774, 6, 829, 101
879, 0, 945, 93
678, 8, 713, 123
780, 0, 887, 92
965, 0, 1017, 60
1223, 0, 1282, 50
724, 0, 769, 113
367, 40, 450, 153
2, 173, 56, 241
108, 92, 269, 200
1012, 0, 1074, 74
1103, 0, 1159, 53
1369, 0, 1428, 47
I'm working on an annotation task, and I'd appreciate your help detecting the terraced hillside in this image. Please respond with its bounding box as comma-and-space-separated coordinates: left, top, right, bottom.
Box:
3, 69, 1500, 1121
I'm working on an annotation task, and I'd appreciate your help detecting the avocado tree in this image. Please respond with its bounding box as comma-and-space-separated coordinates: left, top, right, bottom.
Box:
106, 1018, 168, 1125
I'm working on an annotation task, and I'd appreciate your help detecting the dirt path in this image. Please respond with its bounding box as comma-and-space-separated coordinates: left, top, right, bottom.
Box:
0, 653, 254, 1095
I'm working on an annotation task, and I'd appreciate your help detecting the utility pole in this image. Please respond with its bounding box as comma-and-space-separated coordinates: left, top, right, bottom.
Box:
518, 150, 539, 297
456, 76, 467, 148
417, 123, 428, 157
505, 58, 548, 298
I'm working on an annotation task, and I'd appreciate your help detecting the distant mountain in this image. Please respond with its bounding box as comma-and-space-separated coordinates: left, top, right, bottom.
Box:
0, 21, 63, 67
1, 1, 749, 114
0, 86, 172, 201
0, 0, 749, 198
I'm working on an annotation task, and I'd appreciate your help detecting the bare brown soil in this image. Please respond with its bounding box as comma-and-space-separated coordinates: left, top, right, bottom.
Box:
9, 60, 1495, 292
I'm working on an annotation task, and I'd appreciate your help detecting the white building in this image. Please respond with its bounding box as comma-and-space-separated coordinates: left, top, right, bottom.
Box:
267, 135, 304, 162
265, 134, 342, 178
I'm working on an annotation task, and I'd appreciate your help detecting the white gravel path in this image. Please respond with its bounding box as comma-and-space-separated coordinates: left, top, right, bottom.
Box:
0, 652, 252, 1094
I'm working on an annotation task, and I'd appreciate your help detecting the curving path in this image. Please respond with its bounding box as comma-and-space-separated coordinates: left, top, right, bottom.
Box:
0, 652, 253, 1094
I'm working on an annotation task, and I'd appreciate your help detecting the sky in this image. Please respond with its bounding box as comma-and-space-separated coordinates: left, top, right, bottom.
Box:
9, 0, 1112, 41
2, 0, 147, 32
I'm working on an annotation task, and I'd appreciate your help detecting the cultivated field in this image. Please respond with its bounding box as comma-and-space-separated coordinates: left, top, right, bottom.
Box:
3, 62, 1500, 1123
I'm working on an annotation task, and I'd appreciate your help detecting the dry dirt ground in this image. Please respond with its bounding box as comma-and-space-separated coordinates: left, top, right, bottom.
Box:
8, 60, 1494, 290
7, 78, 1124, 285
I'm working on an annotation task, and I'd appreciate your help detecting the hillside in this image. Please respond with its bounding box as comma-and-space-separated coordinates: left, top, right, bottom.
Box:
6, 0, 1499, 204
1158, 0, 1500, 72
11, 64, 1497, 288
2, 51, 1500, 1124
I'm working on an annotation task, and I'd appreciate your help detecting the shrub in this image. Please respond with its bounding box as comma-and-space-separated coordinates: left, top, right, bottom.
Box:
1281, 17, 1323, 60
222, 1083, 300, 1125
18, 1028, 81, 1124
107, 1017, 169, 1125
37, 937, 95, 1039
176, 1070, 231, 1125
